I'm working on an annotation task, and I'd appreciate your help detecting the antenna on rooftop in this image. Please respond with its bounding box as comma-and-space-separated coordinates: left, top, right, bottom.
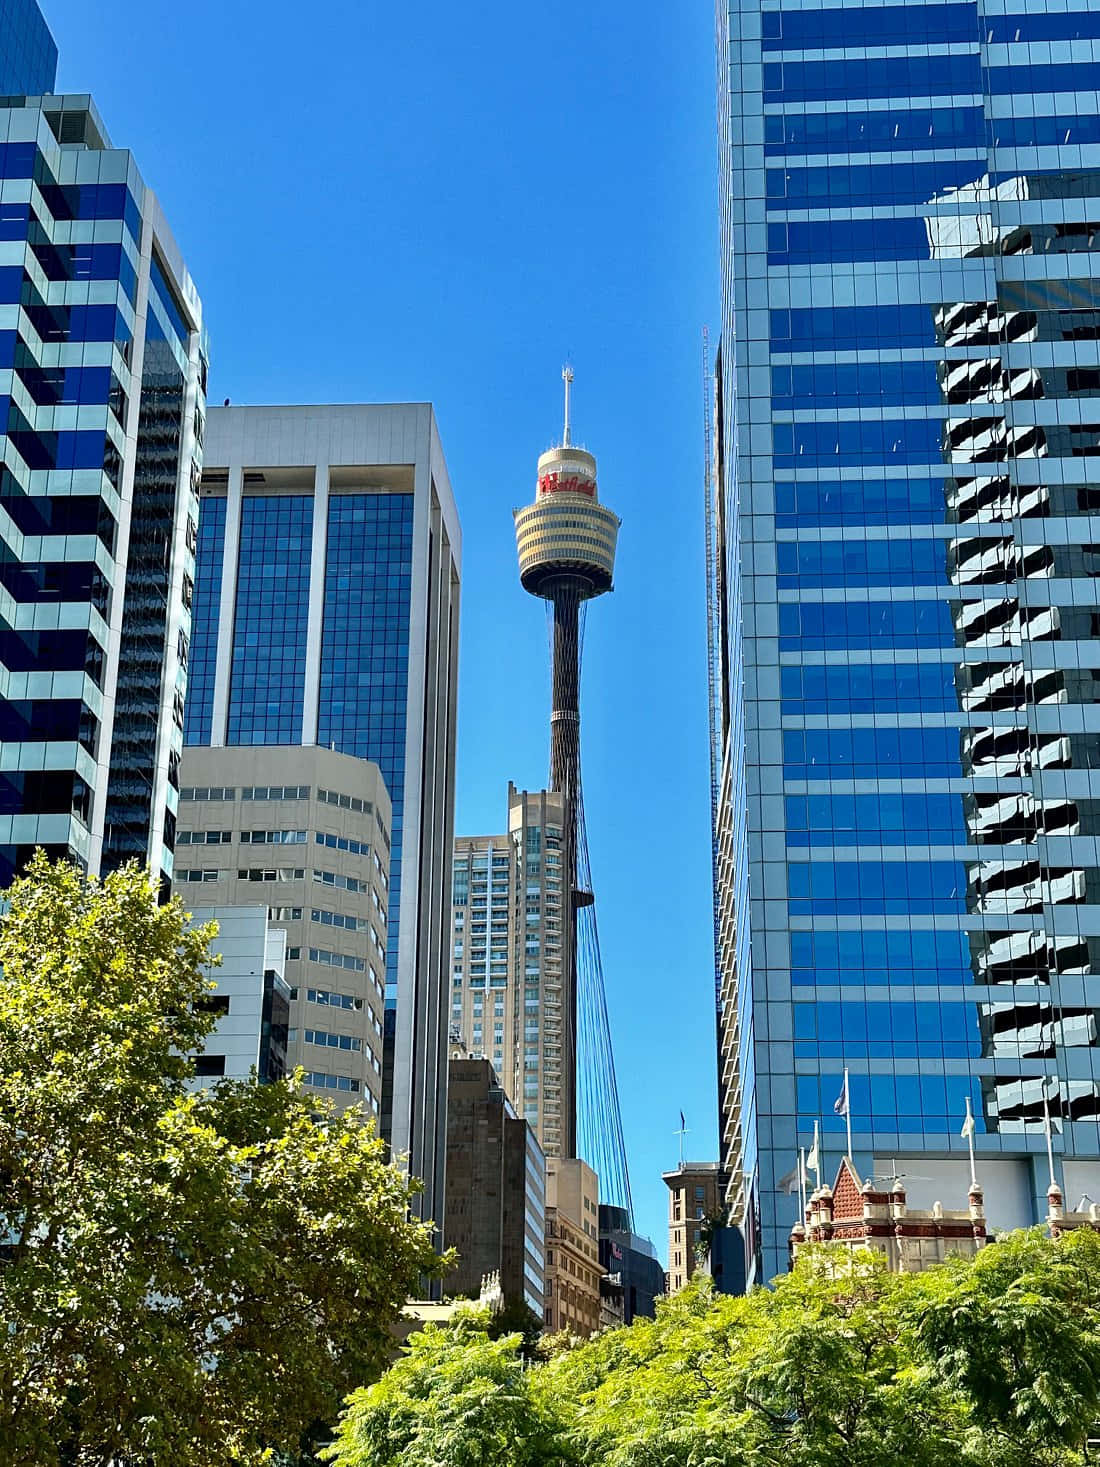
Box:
562, 365, 574, 448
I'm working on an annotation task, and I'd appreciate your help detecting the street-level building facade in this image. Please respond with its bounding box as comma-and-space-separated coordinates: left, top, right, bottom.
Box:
714, 0, 1100, 1284
0, 89, 205, 892
598, 1204, 665, 1323
176, 745, 391, 1113
184, 404, 460, 1226
543, 1157, 601, 1337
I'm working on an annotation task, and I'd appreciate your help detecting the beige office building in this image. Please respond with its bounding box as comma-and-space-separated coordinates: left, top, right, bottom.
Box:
450, 783, 567, 1157
176, 744, 391, 1115
544, 1157, 601, 1337
663, 1161, 723, 1293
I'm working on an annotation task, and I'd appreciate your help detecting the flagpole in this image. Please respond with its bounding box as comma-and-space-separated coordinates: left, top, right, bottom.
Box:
677, 1112, 688, 1169
844, 1068, 853, 1162
808, 1119, 821, 1190
1043, 1081, 1057, 1191
964, 1095, 977, 1188
799, 1146, 807, 1220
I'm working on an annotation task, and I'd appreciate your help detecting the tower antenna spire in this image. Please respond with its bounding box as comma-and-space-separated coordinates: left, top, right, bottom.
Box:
514, 366, 620, 1166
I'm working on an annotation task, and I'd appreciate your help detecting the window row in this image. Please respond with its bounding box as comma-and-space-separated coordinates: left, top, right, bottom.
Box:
303, 1028, 362, 1053
317, 786, 372, 814
786, 858, 1100, 914
774, 479, 1100, 528
303, 1070, 360, 1094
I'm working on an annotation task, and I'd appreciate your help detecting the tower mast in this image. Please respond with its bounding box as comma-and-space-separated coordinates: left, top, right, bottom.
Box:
514, 373, 620, 1158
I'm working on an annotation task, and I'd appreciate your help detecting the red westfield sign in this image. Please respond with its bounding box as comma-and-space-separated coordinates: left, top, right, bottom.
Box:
538, 472, 596, 496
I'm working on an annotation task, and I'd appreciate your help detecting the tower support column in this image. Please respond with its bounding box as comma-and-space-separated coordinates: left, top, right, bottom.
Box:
550, 576, 584, 1158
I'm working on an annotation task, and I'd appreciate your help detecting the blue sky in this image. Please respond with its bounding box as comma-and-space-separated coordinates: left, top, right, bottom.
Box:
48, 0, 719, 1257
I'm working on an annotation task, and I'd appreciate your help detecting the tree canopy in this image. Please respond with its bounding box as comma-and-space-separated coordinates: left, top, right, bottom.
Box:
328, 1228, 1100, 1467
0, 855, 443, 1467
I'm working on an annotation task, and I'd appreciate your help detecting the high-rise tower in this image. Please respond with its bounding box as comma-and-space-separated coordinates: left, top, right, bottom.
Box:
514, 371, 620, 1158
713, 0, 1100, 1286
0, 87, 204, 894
184, 403, 460, 1232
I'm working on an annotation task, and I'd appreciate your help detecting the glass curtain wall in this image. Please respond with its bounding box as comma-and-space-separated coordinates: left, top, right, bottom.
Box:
717, 0, 1100, 1282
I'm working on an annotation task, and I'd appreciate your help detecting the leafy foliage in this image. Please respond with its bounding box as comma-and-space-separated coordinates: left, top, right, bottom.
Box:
329, 1231, 1100, 1467
326, 1311, 576, 1467
0, 856, 443, 1467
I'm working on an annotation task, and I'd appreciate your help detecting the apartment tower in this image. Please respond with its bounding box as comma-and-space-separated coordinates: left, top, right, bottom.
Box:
714, 0, 1100, 1283
449, 784, 567, 1157
185, 404, 460, 1225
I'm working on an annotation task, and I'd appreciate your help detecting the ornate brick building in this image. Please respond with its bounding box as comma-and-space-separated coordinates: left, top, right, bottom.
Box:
791, 1159, 989, 1273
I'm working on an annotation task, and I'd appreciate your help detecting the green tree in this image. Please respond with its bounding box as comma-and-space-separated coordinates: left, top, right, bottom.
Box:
0, 855, 442, 1467
909, 1226, 1100, 1464
326, 1310, 575, 1467
328, 1234, 1100, 1467
486, 1295, 547, 1359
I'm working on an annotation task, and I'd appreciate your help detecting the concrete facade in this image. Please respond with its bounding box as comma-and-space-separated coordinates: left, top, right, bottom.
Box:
443, 1058, 545, 1317
186, 904, 290, 1086
177, 745, 390, 1113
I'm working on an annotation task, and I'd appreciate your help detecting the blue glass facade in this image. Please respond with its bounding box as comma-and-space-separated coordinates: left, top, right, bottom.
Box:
227, 496, 313, 745
317, 493, 413, 1006
0, 0, 57, 95
182, 495, 226, 746
715, 0, 1100, 1282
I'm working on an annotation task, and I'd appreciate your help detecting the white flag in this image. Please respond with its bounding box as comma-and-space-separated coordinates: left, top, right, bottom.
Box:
807, 1120, 821, 1177
961, 1097, 976, 1139
833, 1072, 849, 1118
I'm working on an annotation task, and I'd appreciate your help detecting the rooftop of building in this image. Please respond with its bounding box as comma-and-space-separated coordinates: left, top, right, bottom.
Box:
663, 1161, 722, 1184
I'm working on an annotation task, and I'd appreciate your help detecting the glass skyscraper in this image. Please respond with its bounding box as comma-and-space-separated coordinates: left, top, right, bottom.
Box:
715, 0, 1100, 1283
0, 0, 58, 96
0, 89, 205, 892
185, 404, 460, 1228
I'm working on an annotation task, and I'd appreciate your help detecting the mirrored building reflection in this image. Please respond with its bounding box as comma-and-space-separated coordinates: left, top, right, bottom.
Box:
714, 0, 1100, 1283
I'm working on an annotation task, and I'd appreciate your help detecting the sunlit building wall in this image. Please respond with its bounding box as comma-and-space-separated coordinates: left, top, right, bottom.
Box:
714, 0, 1100, 1283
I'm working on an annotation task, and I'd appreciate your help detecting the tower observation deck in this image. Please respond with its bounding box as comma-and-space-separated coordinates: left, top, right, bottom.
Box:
514, 371, 626, 1184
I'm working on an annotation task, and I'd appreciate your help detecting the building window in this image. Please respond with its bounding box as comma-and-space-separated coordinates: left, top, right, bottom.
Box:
303, 1070, 360, 1093
242, 785, 310, 800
